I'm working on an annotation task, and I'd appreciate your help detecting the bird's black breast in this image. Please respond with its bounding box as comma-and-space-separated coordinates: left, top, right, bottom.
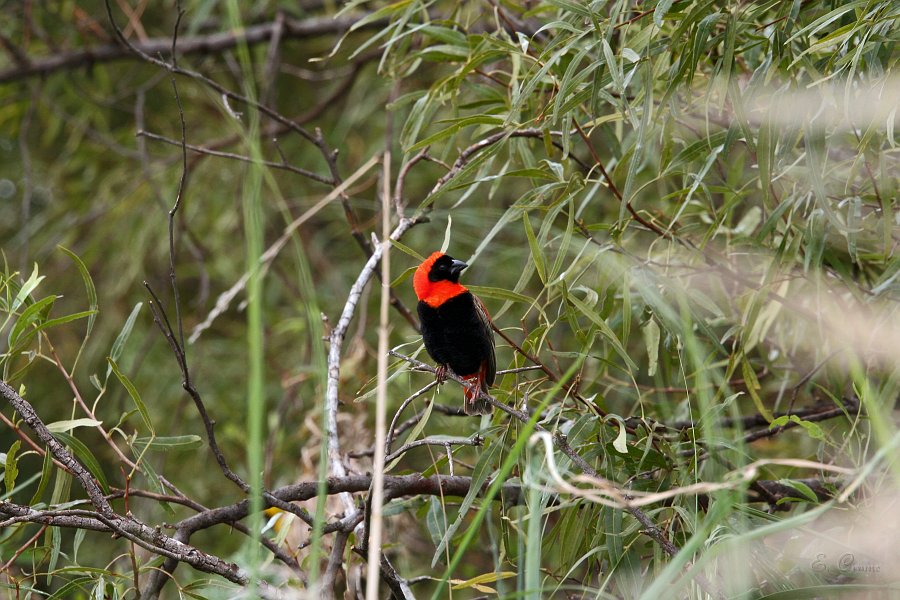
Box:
418, 292, 493, 378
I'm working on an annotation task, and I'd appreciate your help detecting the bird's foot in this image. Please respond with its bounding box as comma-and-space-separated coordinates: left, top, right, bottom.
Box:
434, 364, 448, 384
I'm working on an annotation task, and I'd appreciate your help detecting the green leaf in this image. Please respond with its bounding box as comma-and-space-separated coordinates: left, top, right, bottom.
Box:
11, 264, 45, 313
440, 215, 453, 254
742, 358, 773, 423
106, 302, 143, 380
777, 479, 820, 503
565, 292, 637, 372
425, 495, 449, 547
654, 0, 675, 26
4, 440, 21, 495
36, 310, 97, 332
466, 285, 533, 304
47, 576, 93, 600
53, 432, 110, 494
522, 212, 546, 284
408, 116, 504, 151
108, 358, 154, 434
29, 447, 54, 505
133, 435, 203, 452
641, 317, 660, 377
58, 246, 98, 336
771, 415, 825, 441
390, 239, 426, 262
7, 295, 56, 349
46, 418, 103, 433
390, 265, 418, 288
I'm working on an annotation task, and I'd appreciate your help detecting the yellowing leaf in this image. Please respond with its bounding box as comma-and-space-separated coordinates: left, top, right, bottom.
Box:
450, 571, 516, 591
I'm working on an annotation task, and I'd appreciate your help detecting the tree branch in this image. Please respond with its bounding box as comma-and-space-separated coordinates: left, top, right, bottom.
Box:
0, 14, 384, 84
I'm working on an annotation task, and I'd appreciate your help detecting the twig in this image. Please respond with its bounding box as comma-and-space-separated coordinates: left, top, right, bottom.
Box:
0, 524, 47, 572
491, 324, 560, 383
43, 337, 139, 471
663, 396, 859, 432
429, 128, 573, 195
385, 381, 440, 454
574, 120, 671, 238
385, 436, 483, 464
102, 0, 333, 171
0, 14, 385, 84
394, 147, 431, 214
137, 130, 334, 184
143, 284, 245, 490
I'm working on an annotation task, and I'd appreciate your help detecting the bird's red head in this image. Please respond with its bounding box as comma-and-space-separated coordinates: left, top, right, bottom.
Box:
413, 251, 469, 308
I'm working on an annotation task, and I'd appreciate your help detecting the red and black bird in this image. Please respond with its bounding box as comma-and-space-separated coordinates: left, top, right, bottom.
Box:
413, 251, 496, 415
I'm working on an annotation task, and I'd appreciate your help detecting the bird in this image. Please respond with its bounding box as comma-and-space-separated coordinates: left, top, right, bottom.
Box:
413, 251, 496, 415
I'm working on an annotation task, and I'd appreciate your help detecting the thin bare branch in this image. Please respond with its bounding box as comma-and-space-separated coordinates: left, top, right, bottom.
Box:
0, 14, 385, 84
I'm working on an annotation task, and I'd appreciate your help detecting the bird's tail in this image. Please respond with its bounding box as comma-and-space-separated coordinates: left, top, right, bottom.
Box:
462, 373, 493, 415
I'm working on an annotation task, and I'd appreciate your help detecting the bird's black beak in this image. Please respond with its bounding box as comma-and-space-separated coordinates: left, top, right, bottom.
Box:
449, 259, 468, 278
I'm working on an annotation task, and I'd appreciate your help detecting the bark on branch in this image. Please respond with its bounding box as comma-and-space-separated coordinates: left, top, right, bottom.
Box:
0, 14, 383, 84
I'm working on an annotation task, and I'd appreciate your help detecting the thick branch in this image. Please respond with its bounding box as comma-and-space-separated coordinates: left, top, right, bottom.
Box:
173, 473, 525, 536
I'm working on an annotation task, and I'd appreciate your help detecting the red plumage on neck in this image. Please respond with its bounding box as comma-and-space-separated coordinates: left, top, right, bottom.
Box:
414, 251, 468, 307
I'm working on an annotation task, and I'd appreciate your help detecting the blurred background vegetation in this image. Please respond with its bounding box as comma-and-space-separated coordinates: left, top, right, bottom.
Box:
1, 0, 898, 598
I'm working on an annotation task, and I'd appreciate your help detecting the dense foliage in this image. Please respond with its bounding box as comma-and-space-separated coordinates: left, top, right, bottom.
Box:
1, 1, 897, 598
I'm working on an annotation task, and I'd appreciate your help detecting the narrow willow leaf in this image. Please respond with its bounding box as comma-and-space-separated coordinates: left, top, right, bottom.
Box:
53, 432, 110, 494
642, 317, 660, 377
522, 213, 546, 284
450, 571, 516, 590
440, 216, 453, 254
777, 479, 820, 503
108, 358, 153, 434
391, 239, 426, 262
466, 285, 533, 304
4, 440, 21, 495
73, 528, 87, 564
47, 577, 93, 600
742, 358, 773, 422
425, 495, 449, 547
11, 264, 45, 313
105, 302, 143, 380
389, 265, 418, 288
7, 295, 56, 349
566, 292, 637, 372
29, 446, 53, 505
36, 310, 96, 331
46, 526, 61, 587
46, 418, 103, 433
133, 435, 203, 452
58, 246, 98, 336
654, 0, 675, 26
